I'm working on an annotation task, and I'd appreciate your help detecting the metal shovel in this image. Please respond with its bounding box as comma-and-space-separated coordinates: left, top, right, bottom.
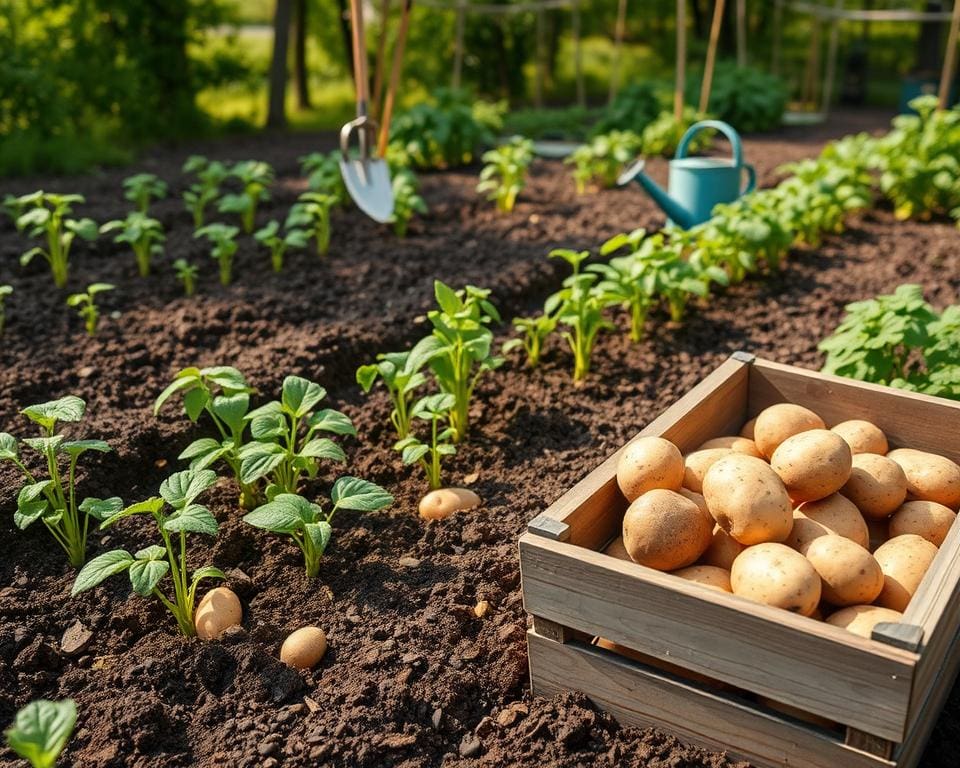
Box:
340, 0, 394, 223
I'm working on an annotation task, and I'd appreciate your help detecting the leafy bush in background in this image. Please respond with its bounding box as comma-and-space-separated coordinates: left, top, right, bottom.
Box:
686, 64, 787, 133
594, 82, 662, 135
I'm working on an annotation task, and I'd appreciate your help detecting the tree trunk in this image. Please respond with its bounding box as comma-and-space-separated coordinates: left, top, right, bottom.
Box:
294, 0, 311, 109
267, 0, 294, 128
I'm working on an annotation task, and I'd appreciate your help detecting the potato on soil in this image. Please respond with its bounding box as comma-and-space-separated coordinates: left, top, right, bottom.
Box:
730, 543, 821, 616
753, 403, 825, 459
887, 448, 960, 510
671, 565, 732, 592
195, 587, 243, 640
873, 534, 939, 612
803, 535, 883, 606
683, 448, 734, 494
698, 435, 763, 458
786, 493, 869, 553
840, 453, 907, 519
889, 500, 957, 547
616, 437, 685, 502
702, 455, 793, 545
419, 488, 481, 520
604, 536, 631, 561
770, 429, 852, 502
700, 524, 746, 570
280, 626, 328, 669
830, 420, 888, 455
825, 605, 903, 639
622, 489, 712, 570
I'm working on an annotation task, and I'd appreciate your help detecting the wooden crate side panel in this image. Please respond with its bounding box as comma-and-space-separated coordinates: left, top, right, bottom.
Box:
532, 357, 750, 551
528, 631, 894, 768
520, 535, 915, 741
748, 360, 960, 463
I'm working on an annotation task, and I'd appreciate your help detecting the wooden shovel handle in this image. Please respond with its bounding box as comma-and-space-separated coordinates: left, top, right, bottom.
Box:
378, 0, 413, 156
372, 0, 392, 118
349, 0, 370, 116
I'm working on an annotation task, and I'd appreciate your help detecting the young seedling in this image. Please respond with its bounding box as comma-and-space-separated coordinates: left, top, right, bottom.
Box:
549, 247, 591, 276
254, 220, 309, 272
10, 192, 98, 288
594, 229, 657, 342
5, 699, 77, 768
173, 259, 198, 297
243, 478, 393, 578
0, 284, 11, 334
0, 395, 118, 567
502, 309, 559, 368
123, 173, 168, 214
66, 283, 115, 336
71, 468, 225, 637
566, 131, 642, 192
389, 172, 427, 237
100, 212, 165, 277
477, 137, 534, 213
154, 366, 258, 509
356, 338, 435, 440
195, 223, 239, 286
286, 192, 338, 257
419, 281, 503, 442
394, 393, 457, 489
218, 160, 275, 233
556, 273, 613, 382
299, 151, 348, 200
182, 156, 230, 228
239, 376, 357, 499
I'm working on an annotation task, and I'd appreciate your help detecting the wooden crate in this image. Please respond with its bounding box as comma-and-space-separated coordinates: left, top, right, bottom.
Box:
520, 353, 960, 768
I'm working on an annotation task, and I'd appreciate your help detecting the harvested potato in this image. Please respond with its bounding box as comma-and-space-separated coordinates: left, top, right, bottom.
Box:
617, 437, 684, 502
825, 605, 903, 639
873, 534, 939, 612
702, 455, 793, 545
840, 453, 908, 519
830, 420, 888, 455
419, 488, 481, 520
739, 417, 757, 440
194, 587, 243, 641
889, 500, 957, 547
754, 403, 826, 459
698, 436, 763, 458
604, 536, 631, 561
683, 448, 734, 494
786, 493, 869, 553
730, 543, 821, 616
887, 448, 960, 510
671, 564, 732, 592
770, 430, 852, 502
622, 489, 713, 570
678, 487, 710, 519
280, 626, 328, 669
701, 524, 746, 570
804, 535, 883, 606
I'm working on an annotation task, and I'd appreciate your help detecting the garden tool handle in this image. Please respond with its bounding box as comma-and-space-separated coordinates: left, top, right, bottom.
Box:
377, 0, 414, 157
742, 163, 756, 195
349, 0, 371, 118
676, 119, 745, 168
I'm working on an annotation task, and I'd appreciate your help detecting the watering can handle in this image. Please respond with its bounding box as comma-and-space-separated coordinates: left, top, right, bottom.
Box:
742, 163, 756, 194
676, 120, 745, 168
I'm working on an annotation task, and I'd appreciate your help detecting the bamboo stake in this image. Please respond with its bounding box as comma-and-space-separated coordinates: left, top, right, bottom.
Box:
736, 0, 746, 67
372, 0, 392, 119
802, 16, 822, 108
699, 0, 726, 114
609, 0, 628, 103
675, 0, 686, 120
378, 0, 414, 156
940, 0, 960, 109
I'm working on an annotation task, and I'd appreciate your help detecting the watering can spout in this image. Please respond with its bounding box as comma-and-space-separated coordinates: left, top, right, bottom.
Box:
618, 158, 696, 230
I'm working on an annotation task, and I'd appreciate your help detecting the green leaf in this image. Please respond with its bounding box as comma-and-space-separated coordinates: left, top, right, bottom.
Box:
183, 387, 209, 422
238, 442, 285, 484
100, 497, 165, 529
244, 493, 319, 532
306, 409, 356, 436
299, 438, 346, 462
129, 552, 170, 596
281, 376, 326, 417
5, 699, 77, 768
61, 439, 111, 458
15, 493, 49, 529
190, 566, 227, 588
0, 432, 19, 461
163, 504, 219, 536
71, 550, 134, 595
356, 365, 379, 392
178, 438, 230, 470
211, 393, 249, 434
159, 469, 217, 509
247, 403, 286, 440
153, 372, 200, 415
79, 497, 123, 521
22, 396, 85, 431
23, 435, 64, 456
330, 477, 394, 512
303, 521, 332, 556
400, 444, 430, 465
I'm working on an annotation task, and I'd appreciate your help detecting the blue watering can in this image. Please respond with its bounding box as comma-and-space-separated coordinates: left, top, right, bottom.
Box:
618, 120, 756, 229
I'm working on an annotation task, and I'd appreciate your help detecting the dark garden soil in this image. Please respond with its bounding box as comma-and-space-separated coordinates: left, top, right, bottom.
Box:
2, 108, 960, 767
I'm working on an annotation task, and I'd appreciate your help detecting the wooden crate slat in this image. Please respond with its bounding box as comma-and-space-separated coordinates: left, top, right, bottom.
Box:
528, 631, 895, 768
521, 534, 916, 741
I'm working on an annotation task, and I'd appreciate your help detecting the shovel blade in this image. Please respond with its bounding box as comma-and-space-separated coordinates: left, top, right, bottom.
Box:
340, 158, 394, 223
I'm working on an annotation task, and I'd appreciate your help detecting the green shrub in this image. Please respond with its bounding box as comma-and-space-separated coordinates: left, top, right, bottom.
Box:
686, 64, 787, 133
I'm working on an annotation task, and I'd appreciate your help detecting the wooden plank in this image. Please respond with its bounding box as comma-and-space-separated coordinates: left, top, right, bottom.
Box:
748, 360, 960, 463
520, 534, 916, 740
532, 616, 572, 643
845, 729, 894, 760
871, 623, 924, 653
528, 631, 894, 768
533, 355, 749, 551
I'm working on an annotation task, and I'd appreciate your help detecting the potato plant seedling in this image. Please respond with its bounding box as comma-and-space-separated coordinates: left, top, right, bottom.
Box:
389, 172, 427, 238
287, 192, 338, 257
477, 136, 534, 214
299, 151, 348, 201
195, 223, 239, 285
356, 339, 434, 441
0, 396, 118, 567
72, 468, 225, 637
254, 220, 309, 272
9, 192, 98, 288
0, 284, 11, 334
394, 393, 457, 489
100, 211, 165, 277
566, 131, 642, 193
67, 283, 114, 336
4, 698, 77, 768
502, 310, 558, 368
218, 160, 274, 233
173, 258, 199, 296
122, 173, 167, 214
182, 156, 230, 228
243, 478, 392, 577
